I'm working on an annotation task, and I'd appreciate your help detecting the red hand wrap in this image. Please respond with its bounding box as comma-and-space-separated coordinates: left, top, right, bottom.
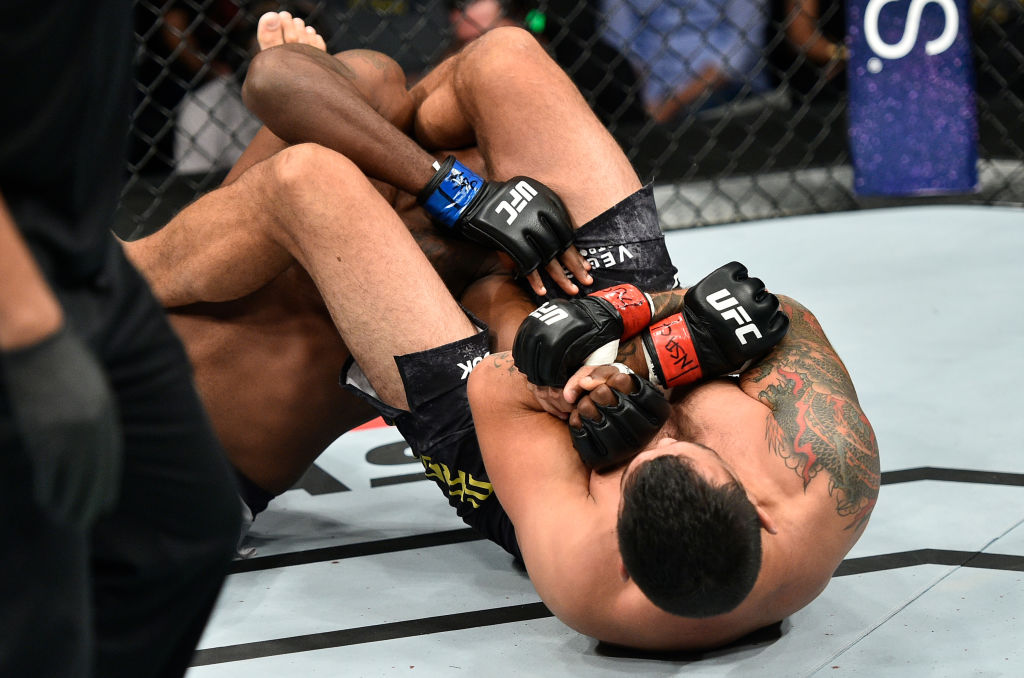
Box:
588, 284, 653, 338
643, 312, 703, 387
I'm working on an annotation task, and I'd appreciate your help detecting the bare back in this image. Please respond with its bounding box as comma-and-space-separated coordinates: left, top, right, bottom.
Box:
166, 265, 377, 494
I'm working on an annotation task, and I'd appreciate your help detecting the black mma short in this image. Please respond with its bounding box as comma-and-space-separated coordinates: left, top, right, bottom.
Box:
342, 185, 677, 559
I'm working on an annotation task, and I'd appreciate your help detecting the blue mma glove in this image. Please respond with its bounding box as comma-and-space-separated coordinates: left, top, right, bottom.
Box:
418, 155, 574, 276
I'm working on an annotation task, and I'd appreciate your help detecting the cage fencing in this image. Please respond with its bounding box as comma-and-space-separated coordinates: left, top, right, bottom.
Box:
119, 0, 1024, 240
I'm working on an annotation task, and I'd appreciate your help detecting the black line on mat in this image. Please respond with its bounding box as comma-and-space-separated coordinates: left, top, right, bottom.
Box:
191, 602, 552, 666
198, 547, 1024, 666
205, 548, 1024, 665
229, 528, 482, 574
881, 467, 1024, 486
370, 472, 430, 487
834, 549, 1024, 576
292, 464, 350, 495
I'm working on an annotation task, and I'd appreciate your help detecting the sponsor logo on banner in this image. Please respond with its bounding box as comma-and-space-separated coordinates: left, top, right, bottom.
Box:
847, 0, 977, 195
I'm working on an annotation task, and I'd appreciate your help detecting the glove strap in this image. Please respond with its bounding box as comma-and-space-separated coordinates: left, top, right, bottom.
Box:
417, 155, 485, 229
641, 312, 703, 388
588, 284, 654, 338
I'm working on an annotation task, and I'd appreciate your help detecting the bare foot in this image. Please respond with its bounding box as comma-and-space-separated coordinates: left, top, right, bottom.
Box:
256, 11, 327, 52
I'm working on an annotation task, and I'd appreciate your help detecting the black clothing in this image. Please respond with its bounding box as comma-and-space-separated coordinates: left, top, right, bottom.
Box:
0, 2, 240, 675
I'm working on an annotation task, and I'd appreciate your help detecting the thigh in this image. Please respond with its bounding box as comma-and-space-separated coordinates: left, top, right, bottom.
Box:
449, 28, 643, 226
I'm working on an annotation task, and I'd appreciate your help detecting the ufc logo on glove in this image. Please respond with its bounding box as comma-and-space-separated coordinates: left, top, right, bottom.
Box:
493, 181, 539, 225
528, 302, 570, 326
705, 289, 763, 345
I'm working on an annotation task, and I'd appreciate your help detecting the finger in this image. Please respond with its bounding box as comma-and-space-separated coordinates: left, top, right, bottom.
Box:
544, 258, 579, 297
577, 396, 602, 422
564, 363, 623, 402
607, 371, 638, 394
560, 245, 593, 287
562, 364, 603, 403
525, 270, 547, 297
589, 383, 619, 408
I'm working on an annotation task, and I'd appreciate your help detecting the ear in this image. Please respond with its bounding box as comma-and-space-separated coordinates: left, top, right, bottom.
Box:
755, 504, 778, 535
618, 559, 630, 583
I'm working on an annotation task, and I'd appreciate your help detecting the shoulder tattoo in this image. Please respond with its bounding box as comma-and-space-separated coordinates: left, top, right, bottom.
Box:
745, 300, 880, 530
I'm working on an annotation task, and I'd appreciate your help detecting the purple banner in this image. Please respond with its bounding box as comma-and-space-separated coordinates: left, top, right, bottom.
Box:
847, 0, 978, 195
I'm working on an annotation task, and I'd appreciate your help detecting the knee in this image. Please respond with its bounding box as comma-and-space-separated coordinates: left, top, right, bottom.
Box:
334, 49, 407, 93
458, 26, 546, 76
268, 143, 364, 200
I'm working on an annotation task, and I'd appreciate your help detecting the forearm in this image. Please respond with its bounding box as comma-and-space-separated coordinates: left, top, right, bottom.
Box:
0, 193, 63, 350
469, 353, 590, 486
242, 44, 435, 193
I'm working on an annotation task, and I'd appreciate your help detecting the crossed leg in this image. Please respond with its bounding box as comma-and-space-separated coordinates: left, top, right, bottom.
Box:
123, 17, 461, 496
124, 22, 649, 502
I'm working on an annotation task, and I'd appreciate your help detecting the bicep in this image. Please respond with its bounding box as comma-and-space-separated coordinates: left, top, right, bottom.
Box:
468, 352, 591, 524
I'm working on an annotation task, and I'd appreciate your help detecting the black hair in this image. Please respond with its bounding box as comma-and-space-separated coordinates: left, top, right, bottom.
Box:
617, 454, 763, 618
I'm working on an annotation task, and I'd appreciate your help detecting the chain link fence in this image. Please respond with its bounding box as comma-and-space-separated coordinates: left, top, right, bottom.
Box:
118, 0, 1024, 239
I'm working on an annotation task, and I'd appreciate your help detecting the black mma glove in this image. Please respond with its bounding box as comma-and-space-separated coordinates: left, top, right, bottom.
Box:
570, 369, 671, 472
512, 283, 654, 387
1, 325, 123, 528
641, 261, 789, 388
418, 155, 574, 276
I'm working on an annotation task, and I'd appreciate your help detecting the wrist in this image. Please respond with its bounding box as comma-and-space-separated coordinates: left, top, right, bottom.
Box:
641, 312, 703, 388
417, 155, 485, 229
0, 295, 63, 351
588, 284, 654, 338
614, 336, 650, 378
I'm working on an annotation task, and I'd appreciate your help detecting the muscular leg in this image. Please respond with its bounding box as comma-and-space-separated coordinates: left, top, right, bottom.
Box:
227, 12, 417, 186
261, 145, 477, 409
125, 39, 493, 494
132, 142, 473, 403
412, 27, 642, 226
243, 41, 434, 194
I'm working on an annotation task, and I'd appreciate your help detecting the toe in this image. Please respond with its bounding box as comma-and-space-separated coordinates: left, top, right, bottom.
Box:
256, 12, 284, 50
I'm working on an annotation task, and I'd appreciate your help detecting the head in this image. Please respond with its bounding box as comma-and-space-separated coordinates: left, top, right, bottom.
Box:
617, 441, 763, 618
